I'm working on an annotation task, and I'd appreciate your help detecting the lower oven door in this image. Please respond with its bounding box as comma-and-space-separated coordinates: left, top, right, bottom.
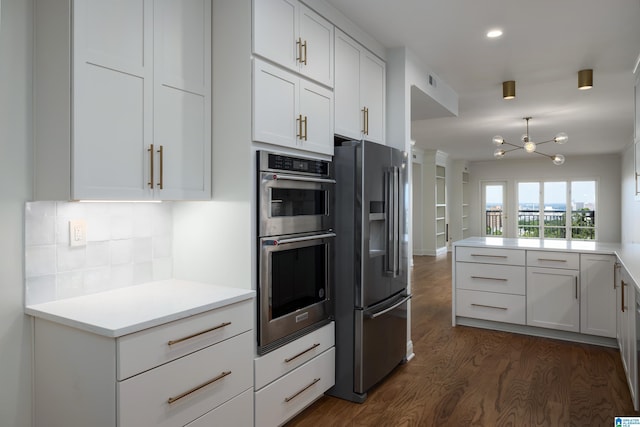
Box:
258, 232, 335, 353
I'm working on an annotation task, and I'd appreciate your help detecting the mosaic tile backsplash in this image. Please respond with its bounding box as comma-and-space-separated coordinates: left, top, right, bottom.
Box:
25, 201, 173, 305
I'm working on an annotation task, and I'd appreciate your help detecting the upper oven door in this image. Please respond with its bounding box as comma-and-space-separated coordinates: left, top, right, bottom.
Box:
259, 172, 335, 237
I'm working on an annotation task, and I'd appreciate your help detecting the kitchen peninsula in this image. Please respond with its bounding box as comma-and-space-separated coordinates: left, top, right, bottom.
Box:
453, 236, 640, 410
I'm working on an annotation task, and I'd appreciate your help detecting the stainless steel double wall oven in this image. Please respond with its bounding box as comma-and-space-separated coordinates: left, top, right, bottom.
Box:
257, 151, 335, 354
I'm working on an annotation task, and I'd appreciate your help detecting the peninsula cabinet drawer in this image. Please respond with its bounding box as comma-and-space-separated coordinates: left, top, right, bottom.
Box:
255, 347, 335, 427
185, 388, 253, 427
456, 289, 526, 325
117, 299, 253, 380
118, 331, 253, 427
255, 321, 334, 390
527, 251, 579, 270
456, 263, 525, 295
456, 247, 525, 266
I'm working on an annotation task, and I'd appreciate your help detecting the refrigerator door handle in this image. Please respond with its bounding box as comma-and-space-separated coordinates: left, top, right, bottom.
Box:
385, 167, 401, 277
365, 295, 412, 319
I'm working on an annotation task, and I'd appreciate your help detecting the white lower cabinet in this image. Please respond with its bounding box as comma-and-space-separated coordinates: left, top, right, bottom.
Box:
254, 322, 335, 427
580, 253, 617, 338
33, 300, 254, 427
527, 266, 580, 332
617, 263, 638, 409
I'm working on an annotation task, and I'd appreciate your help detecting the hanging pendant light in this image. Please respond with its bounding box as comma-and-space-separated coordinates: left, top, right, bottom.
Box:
578, 69, 593, 90
491, 117, 568, 165
503, 80, 516, 99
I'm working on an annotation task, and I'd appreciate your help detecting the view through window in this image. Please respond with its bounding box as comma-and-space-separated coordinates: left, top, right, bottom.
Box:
516, 180, 596, 240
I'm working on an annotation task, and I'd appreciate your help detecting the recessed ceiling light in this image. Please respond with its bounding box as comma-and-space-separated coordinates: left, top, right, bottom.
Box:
487, 29, 503, 38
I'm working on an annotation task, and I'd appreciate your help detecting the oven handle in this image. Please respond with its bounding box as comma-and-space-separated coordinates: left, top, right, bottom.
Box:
263, 173, 336, 184
264, 232, 336, 246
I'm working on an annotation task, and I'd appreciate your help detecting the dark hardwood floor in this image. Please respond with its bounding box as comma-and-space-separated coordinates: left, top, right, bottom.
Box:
286, 253, 637, 426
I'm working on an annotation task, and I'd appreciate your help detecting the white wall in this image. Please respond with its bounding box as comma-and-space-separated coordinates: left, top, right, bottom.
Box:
621, 142, 640, 243
468, 154, 622, 243
0, 0, 33, 425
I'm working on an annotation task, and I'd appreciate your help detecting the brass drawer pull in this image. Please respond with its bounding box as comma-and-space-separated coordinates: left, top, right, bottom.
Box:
167, 371, 231, 404
167, 322, 232, 346
471, 303, 507, 311
471, 276, 508, 282
284, 343, 321, 363
157, 145, 164, 189
284, 378, 320, 403
537, 258, 567, 262
147, 144, 154, 189
470, 254, 507, 258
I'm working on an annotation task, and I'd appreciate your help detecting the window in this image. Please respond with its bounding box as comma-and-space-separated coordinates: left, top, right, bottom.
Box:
517, 180, 597, 240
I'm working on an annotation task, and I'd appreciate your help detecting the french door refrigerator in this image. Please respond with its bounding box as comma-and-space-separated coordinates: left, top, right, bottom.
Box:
329, 139, 410, 403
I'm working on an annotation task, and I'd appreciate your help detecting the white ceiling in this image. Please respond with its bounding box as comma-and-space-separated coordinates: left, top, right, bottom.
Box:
326, 0, 640, 161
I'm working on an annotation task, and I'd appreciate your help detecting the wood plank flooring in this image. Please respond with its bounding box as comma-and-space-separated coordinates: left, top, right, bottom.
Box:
286, 254, 637, 426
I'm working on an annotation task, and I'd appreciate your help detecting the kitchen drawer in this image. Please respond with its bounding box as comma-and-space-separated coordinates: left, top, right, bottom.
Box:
456, 246, 525, 266
255, 321, 334, 390
456, 262, 525, 295
456, 289, 526, 325
255, 347, 335, 427
527, 250, 579, 270
117, 299, 253, 380
185, 388, 253, 427
118, 331, 253, 427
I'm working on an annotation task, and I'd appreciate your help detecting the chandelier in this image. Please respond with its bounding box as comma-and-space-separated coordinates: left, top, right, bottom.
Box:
492, 117, 568, 165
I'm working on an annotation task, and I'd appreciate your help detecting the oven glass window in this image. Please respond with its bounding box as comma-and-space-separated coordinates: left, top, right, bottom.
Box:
270, 189, 326, 217
271, 244, 326, 319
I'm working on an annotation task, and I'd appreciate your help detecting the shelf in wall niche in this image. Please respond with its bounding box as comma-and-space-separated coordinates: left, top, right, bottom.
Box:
369, 249, 385, 258
369, 213, 385, 221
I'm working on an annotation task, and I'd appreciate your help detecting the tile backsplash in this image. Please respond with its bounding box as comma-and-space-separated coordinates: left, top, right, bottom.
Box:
25, 201, 173, 305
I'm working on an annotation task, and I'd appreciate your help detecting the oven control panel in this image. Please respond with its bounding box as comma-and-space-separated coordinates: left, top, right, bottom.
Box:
260, 151, 331, 177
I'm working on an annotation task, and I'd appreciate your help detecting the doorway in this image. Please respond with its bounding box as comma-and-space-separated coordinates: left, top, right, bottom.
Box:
481, 181, 507, 237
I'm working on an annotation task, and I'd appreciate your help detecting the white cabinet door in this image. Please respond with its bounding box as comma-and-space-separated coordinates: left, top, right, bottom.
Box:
253, 0, 298, 72
73, 0, 153, 200
253, 59, 299, 150
153, 0, 211, 200
527, 267, 580, 332
360, 51, 385, 144
334, 29, 385, 144
580, 254, 616, 338
618, 265, 638, 408
298, 3, 333, 87
253, 0, 333, 87
334, 30, 363, 141
253, 59, 333, 155
299, 79, 334, 155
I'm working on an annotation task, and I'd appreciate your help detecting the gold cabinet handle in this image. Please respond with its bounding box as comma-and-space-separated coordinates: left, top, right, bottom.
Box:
148, 144, 154, 189
470, 254, 508, 259
156, 145, 164, 189
622, 279, 627, 312
361, 107, 369, 134
470, 303, 507, 311
284, 343, 320, 363
470, 276, 508, 282
297, 114, 303, 139
302, 39, 307, 65
284, 378, 320, 403
167, 371, 231, 404
296, 37, 303, 64
575, 276, 578, 300
538, 258, 567, 263
167, 322, 232, 346
636, 172, 639, 195
303, 115, 308, 141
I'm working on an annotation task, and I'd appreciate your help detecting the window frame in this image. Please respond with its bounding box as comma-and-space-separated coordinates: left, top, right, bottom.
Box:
515, 179, 598, 241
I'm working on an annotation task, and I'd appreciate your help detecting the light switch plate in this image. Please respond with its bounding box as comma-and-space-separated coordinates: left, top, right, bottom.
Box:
69, 219, 87, 247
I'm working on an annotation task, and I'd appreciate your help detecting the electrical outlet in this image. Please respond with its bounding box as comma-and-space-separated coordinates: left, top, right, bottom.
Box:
69, 219, 87, 247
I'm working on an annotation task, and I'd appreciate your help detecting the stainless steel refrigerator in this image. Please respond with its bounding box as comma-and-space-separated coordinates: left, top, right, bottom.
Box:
328, 139, 410, 403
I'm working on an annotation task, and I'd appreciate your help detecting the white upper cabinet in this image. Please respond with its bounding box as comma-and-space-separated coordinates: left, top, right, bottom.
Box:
253, 0, 334, 88
253, 59, 334, 155
35, 0, 211, 201
334, 29, 385, 144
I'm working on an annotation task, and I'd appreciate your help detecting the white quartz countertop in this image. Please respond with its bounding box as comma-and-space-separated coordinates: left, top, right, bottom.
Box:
454, 237, 640, 290
25, 280, 255, 338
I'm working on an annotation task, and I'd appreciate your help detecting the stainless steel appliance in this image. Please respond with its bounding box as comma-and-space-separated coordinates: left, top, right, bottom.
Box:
257, 151, 335, 354
328, 140, 410, 403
